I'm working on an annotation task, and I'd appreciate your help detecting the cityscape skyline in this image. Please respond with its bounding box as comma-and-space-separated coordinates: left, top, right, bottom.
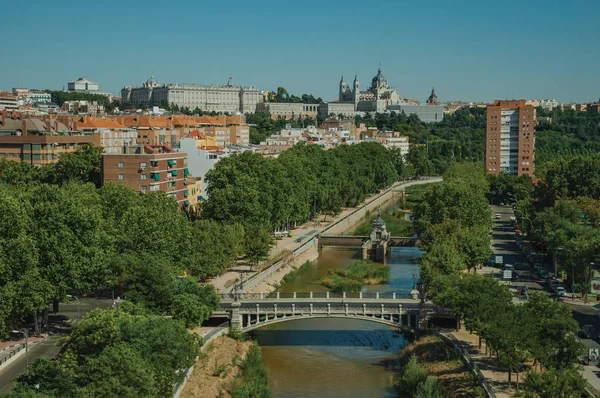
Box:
2, 0, 599, 103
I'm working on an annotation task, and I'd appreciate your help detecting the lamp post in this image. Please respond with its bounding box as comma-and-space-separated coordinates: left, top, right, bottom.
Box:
13, 329, 28, 369
412, 272, 417, 290
553, 247, 563, 279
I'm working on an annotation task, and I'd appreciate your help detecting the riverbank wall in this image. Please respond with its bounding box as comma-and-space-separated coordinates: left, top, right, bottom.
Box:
241, 178, 441, 294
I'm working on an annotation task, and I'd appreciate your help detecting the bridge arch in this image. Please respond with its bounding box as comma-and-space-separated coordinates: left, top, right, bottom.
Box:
242, 314, 414, 333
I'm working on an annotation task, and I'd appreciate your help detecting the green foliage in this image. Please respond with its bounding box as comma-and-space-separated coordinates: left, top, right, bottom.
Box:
487, 173, 532, 205
11, 358, 80, 398
533, 108, 600, 169
245, 112, 319, 144
356, 107, 487, 175
397, 355, 429, 395
352, 209, 412, 236
280, 261, 312, 285
204, 142, 398, 230
14, 309, 199, 397
230, 342, 271, 398
43, 90, 111, 107
523, 366, 586, 398
415, 376, 444, 398
320, 261, 390, 292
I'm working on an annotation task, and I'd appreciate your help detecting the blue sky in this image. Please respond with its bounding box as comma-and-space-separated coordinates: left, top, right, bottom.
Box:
2, 0, 599, 103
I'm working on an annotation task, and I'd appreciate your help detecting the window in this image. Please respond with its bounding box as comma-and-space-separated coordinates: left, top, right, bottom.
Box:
118, 162, 124, 168
32, 144, 41, 151
140, 186, 147, 193
141, 174, 147, 180
32, 154, 41, 161
140, 162, 147, 168
118, 174, 124, 180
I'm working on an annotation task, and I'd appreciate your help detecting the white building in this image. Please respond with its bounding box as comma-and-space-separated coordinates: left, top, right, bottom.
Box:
525, 99, 561, 110
178, 138, 229, 188
0, 92, 19, 111
121, 75, 263, 114
384, 136, 410, 156
68, 77, 99, 92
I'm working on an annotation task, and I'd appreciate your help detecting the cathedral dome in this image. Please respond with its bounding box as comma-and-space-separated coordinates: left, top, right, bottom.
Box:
371, 67, 387, 87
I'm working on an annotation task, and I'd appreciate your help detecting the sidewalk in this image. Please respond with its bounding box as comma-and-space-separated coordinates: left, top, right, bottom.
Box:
451, 329, 516, 398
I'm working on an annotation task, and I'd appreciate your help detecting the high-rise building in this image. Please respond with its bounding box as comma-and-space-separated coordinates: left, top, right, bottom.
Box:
486, 100, 535, 176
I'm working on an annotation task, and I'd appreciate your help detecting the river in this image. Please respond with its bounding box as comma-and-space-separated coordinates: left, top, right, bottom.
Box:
251, 228, 423, 397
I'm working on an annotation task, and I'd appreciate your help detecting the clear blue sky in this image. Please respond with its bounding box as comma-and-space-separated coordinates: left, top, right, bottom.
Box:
3, 0, 599, 103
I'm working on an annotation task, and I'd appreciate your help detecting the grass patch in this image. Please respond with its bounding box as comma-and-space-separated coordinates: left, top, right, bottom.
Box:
319, 261, 390, 292
230, 342, 270, 398
352, 212, 412, 236
280, 261, 312, 285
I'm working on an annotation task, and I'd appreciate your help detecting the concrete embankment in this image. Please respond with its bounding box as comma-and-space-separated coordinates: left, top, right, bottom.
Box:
245, 178, 441, 294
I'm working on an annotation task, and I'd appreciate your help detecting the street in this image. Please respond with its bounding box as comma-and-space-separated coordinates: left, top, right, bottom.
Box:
0, 297, 112, 393
490, 205, 600, 393
489, 205, 545, 295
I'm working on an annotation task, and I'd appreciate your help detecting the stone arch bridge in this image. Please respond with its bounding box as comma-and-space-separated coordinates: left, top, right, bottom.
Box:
214, 292, 453, 333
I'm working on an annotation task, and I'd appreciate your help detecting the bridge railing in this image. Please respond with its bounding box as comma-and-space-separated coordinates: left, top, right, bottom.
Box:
219, 292, 414, 301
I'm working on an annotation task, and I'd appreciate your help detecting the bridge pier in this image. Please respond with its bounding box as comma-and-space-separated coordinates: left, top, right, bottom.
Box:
256, 304, 260, 324
230, 302, 242, 334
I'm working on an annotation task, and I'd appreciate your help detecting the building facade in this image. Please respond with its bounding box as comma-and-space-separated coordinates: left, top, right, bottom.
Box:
121, 75, 263, 114
486, 100, 535, 177
0, 117, 100, 165
101, 145, 192, 207
76, 118, 137, 154
0, 92, 19, 111
68, 77, 99, 92
386, 104, 444, 123
255, 102, 318, 120
317, 102, 356, 118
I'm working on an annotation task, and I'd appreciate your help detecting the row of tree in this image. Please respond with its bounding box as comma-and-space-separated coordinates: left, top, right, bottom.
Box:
265, 87, 323, 104
434, 274, 585, 394
514, 154, 600, 301
413, 163, 493, 294
203, 142, 399, 231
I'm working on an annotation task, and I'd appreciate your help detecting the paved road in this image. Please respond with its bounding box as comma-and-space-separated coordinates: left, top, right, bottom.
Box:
0, 336, 61, 393
489, 205, 546, 295
490, 205, 600, 392
0, 298, 112, 393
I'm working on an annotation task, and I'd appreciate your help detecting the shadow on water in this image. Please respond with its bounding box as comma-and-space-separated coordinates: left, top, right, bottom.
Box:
252, 328, 406, 348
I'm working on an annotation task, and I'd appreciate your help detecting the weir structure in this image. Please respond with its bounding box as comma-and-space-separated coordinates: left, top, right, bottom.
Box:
317, 208, 417, 261
214, 292, 453, 334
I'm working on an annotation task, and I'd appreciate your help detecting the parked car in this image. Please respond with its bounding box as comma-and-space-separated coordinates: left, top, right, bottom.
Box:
581, 325, 599, 340
534, 263, 543, 270
555, 286, 567, 296
515, 262, 524, 270
495, 213, 502, 220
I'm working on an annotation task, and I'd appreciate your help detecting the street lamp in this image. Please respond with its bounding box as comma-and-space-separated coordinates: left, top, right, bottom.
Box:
412, 272, 417, 290
67, 295, 80, 322
553, 247, 564, 279
12, 329, 28, 369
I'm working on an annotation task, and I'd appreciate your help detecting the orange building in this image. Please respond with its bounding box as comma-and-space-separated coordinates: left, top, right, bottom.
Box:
486, 100, 535, 176
0, 116, 100, 165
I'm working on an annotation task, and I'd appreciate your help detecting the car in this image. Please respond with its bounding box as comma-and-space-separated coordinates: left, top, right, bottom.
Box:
499, 202, 505, 206
495, 213, 502, 220
512, 272, 520, 280
548, 279, 560, 288
504, 264, 515, 271
515, 262, 524, 270
517, 286, 528, 295
555, 286, 566, 296
534, 263, 543, 270
581, 325, 599, 340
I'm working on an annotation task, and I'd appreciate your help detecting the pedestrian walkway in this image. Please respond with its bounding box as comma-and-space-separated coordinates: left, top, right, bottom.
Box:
451, 329, 516, 398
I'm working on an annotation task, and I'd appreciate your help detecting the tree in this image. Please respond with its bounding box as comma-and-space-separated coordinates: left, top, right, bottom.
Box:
397, 355, 428, 395
523, 366, 586, 398
10, 358, 80, 398
47, 144, 104, 187
245, 224, 273, 269
415, 376, 444, 398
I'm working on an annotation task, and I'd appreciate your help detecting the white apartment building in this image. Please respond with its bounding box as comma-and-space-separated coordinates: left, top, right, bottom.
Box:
525, 99, 561, 110
384, 136, 410, 156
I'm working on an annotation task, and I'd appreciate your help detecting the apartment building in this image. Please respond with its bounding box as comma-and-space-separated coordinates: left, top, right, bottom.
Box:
101, 144, 192, 207
486, 100, 535, 176
0, 92, 19, 111
76, 118, 137, 154
0, 117, 99, 165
